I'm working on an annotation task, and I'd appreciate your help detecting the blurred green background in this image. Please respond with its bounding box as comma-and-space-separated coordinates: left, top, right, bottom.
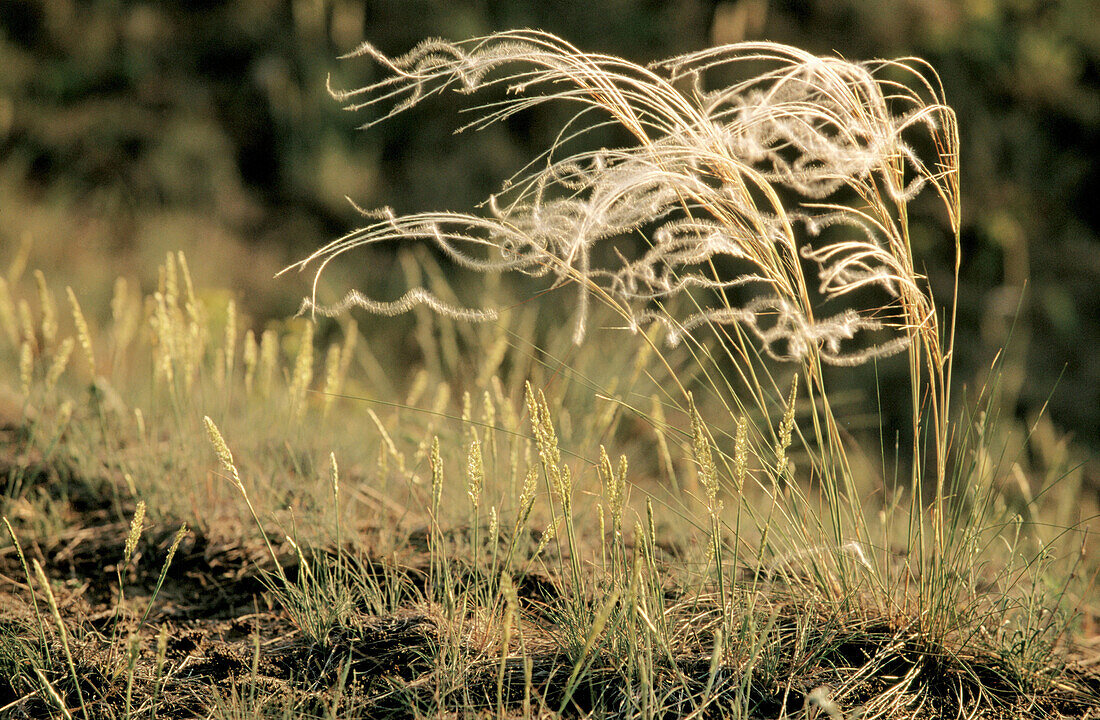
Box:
1, 0, 1098, 450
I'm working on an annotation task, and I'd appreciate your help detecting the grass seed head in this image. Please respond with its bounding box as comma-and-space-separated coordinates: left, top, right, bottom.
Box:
482, 388, 496, 430
289, 321, 315, 417
124, 500, 146, 566
0, 276, 17, 346
321, 342, 341, 417
515, 465, 537, 531
466, 436, 484, 510
338, 317, 358, 381
776, 373, 799, 479
598, 445, 626, 535
18, 299, 35, 351
163, 252, 178, 309
177, 251, 197, 320
203, 415, 243, 490
110, 276, 140, 357
734, 415, 749, 493
33, 269, 57, 348
329, 451, 339, 498
44, 337, 74, 392
19, 340, 32, 398
166, 523, 187, 568
243, 329, 258, 395
689, 393, 721, 515
53, 400, 73, 436
66, 287, 95, 377
224, 298, 236, 380
258, 328, 278, 396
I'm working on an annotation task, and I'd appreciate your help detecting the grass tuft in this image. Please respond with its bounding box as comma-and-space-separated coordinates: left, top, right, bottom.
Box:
0, 31, 1095, 720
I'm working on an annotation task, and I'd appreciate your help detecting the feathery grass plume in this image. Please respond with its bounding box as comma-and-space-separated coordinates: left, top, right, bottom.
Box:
0, 277, 17, 347
19, 340, 32, 399
690, 391, 729, 608
33, 270, 57, 349
285, 31, 961, 510
597, 503, 606, 562
66, 286, 96, 377
285, 31, 956, 358
109, 499, 146, 662
242, 329, 258, 395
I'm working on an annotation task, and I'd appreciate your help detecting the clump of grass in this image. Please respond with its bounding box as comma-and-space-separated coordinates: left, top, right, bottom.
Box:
266, 28, 1097, 715
282, 30, 964, 584
1, 34, 1097, 720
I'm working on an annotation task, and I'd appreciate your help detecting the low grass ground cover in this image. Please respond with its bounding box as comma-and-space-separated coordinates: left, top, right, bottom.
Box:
1, 32, 1098, 719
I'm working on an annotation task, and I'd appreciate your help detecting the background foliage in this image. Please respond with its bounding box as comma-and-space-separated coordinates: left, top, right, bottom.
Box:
1, 0, 1098, 454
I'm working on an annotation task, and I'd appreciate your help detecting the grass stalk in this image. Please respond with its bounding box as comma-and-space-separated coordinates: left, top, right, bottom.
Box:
31, 558, 87, 720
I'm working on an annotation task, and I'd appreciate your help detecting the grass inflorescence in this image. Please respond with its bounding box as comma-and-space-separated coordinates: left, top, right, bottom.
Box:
0, 31, 1097, 720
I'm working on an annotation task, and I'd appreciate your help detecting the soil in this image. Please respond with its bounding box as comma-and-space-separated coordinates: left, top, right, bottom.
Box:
2, 427, 1098, 719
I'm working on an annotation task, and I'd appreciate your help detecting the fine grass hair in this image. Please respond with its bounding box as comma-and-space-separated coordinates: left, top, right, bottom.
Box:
282, 29, 962, 578
283, 31, 958, 371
